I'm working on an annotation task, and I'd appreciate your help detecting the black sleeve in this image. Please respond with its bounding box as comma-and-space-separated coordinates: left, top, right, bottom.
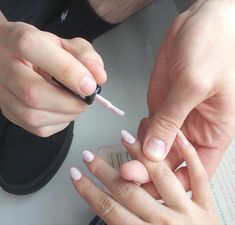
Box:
43, 0, 118, 42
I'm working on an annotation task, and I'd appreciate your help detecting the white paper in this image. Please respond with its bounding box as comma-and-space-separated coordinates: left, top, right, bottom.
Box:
210, 141, 235, 225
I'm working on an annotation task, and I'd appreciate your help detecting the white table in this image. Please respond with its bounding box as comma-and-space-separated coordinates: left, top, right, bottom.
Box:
0, 1, 178, 224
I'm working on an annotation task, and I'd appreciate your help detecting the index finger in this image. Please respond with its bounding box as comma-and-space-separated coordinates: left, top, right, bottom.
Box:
7, 26, 97, 96
121, 130, 191, 210
70, 168, 144, 225
176, 130, 213, 208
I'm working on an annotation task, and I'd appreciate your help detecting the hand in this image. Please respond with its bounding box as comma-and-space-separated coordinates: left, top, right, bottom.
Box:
0, 21, 106, 137
133, 0, 235, 190
70, 131, 220, 225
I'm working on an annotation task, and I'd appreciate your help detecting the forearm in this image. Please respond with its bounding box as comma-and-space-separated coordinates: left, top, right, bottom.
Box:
88, 0, 153, 24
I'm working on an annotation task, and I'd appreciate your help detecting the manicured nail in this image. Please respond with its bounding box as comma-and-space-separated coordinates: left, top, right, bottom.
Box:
144, 137, 166, 161
177, 130, 189, 146
80, 76, 96, 95
121, 130, 136, 144
83, 150, 95, 163
70, 167, 82, 181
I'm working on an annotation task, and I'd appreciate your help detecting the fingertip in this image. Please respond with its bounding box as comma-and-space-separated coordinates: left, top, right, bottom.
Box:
70, 167, 82, 181
121, 130, 136, 145
120, 160, 151, 184
83, 150, 95, 163
80, 75, 97, 96
84, 60, 107, 85
143, 137, 167, 161
176, 130, 189, 147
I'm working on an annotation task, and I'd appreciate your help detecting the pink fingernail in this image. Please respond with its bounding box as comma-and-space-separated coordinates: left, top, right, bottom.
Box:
144, 137, 166, 161
80, 76, 96, 95
177, 130, 189, 146
70, 167, 82, 181
83, 150, 95, 163
121, 130, 136, 144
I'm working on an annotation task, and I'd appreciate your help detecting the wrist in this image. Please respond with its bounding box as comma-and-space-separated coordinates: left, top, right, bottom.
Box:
88, 0, 153, 24
0, 11, 8, 34
0, 11, 7, 25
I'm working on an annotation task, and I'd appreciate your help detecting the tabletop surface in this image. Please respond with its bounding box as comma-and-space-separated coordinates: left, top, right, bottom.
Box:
0, 1, 179, 225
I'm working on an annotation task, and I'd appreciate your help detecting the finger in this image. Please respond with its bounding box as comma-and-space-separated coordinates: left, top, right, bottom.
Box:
0, 85, 79, 127
141, 168, 190, 200
61, 38, 107, 85
70, 168, 143, 225
137, 118, 185, 171
0, 60, 87, 114
176, 130, 214, 208
82, 151, 169, 222
121, 130, 191, 209
0, 105, 69, 137
144, 79, 208, 161
143, 44, 212, 161
6, 26, 97, 96
120, 160, 151, 184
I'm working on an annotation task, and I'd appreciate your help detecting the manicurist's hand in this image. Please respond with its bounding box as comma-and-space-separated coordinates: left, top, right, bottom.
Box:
136, 0, 235, 190
70, 130, 220, 225
0, 21, 106, 137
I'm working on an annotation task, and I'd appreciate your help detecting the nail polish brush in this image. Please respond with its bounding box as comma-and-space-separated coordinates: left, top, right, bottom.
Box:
53, 78, 124, 116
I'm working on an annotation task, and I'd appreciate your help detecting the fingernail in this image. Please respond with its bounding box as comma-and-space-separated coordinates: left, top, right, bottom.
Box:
80, 76, 96, 95
121, 130, 136, 144
144, 137, 166, 160
177, 130, 189, 146
70, 167, 82, 181
83, 150, 95, 163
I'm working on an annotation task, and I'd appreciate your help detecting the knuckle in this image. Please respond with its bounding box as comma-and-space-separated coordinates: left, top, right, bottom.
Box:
33, 127, 53, 138
186, 70, 212, 95
73, 37, 93, 49
152, 114, 180, 133
20, 109, 40, 127
60, 63, 77, 81
96, 196, 115, 218
113, 181, 132, 199
15, 28, 37, 53
19, 85, 39, 108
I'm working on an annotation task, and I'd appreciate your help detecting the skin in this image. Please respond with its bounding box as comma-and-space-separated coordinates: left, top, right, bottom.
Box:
119, 0, 235, 195
0, 21, 107, 137
0, 0, 152, 137
88, 0, 153, 23
1, 0, 235, 199
71, 131, 220, 225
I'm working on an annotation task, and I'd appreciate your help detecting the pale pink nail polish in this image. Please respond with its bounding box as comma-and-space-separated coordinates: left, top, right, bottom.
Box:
121, 130, 136, 144
177, 130, 189, 146
70, 167, 82, 181
144, 137, 166, 161
80, 76, 96, 95
83, 150, 95, 163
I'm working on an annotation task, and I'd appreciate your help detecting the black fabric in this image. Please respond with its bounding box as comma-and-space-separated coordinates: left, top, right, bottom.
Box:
1, 0, 118, 42
0, 0, 72, 28
0, 113, 74, 195
43, 0, 118, 42
88, 216, 106, 225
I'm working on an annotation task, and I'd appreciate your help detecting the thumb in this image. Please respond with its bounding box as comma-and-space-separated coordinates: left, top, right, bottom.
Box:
143, 77, 208, 161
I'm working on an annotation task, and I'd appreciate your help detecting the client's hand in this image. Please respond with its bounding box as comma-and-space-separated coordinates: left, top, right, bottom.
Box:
70, 130, 219, 225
